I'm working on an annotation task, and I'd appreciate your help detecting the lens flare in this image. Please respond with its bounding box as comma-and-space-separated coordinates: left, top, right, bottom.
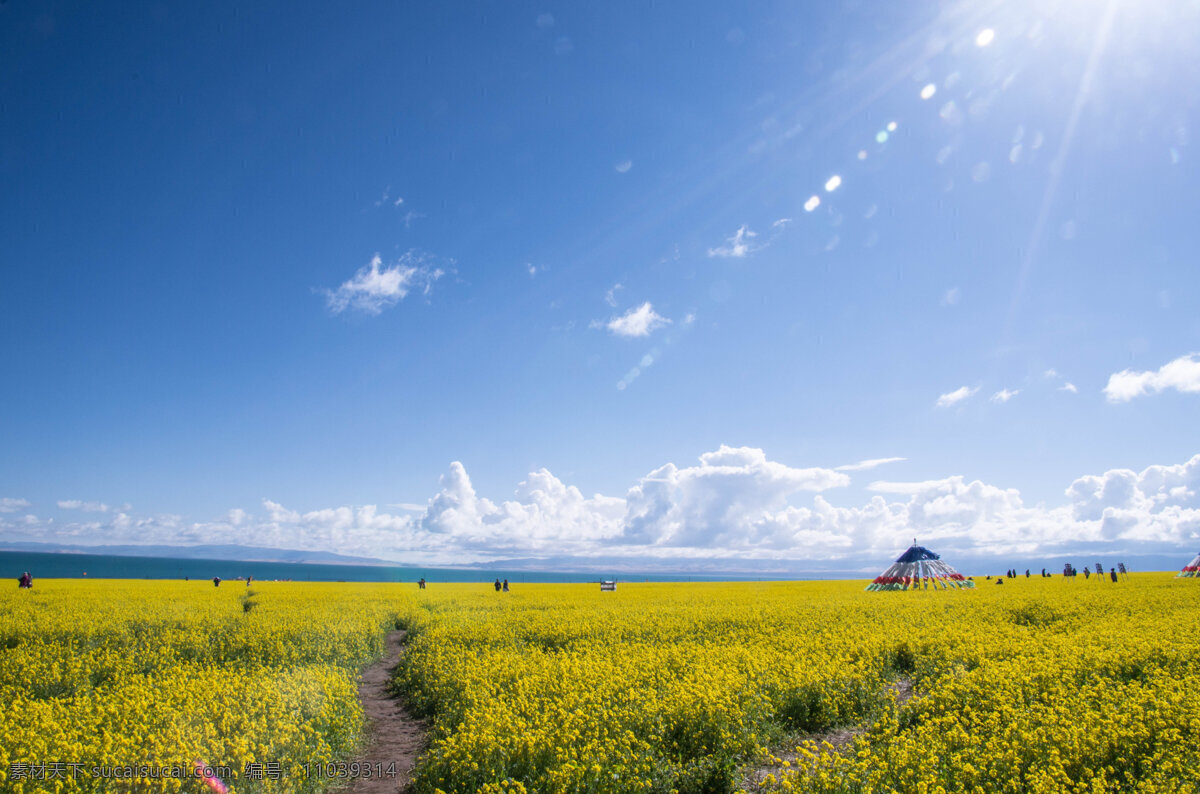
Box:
193, 761, 229, 794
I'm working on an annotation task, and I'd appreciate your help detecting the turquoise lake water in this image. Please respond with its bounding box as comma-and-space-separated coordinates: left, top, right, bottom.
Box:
0, 550, 733, 584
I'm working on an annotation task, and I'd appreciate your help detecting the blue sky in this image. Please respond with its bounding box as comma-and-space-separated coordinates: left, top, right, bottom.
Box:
2, 0, 1199, 570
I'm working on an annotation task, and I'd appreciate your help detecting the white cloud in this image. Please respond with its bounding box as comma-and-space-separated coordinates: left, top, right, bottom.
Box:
621, 446, 850, 548
6, 451, 1200, 568
420, 463, 625, 552
57, 500, 110, 513
1043, 368, 1077, 394
708, 225, 758, 258
0, 498, 30, 513
324, 253, 443, 315
615, 160, 632, 173
941, 287, 961, 306
991, 388, 1020, 403
868, 479, 945, 495
374, 188, 404, 209
836, 457, 906, 472
604, 283, 623, 307
772, 218, 792, 229
1064, 455, 1200, 540
1104, 353, 1200, 403
604, 302, 671, 338
936, 385, 978, 408
526, 263, 538, 277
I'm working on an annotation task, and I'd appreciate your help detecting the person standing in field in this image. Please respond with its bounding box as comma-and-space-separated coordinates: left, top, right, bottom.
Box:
494, 578, 501, 592
213, 576, 221, 587
502, 579, 509, 592
1109, 567, 1118, 582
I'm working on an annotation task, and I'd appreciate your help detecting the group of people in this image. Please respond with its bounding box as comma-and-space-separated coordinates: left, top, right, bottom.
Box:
1002, 569, 1056, 579
414, 577, 508, 590
992, 564, 1123, 584
210, 575, 254, 587
17, 571, 33, 588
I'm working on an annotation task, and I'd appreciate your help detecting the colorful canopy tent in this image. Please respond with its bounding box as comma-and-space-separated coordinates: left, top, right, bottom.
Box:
1177, 552, 1200, 578
866, 542, 974, 591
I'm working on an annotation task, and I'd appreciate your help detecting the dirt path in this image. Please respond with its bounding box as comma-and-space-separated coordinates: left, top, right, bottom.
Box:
347, 630, 426, 793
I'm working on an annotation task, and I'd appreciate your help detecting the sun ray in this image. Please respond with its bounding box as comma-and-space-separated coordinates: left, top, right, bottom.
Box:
1000, 0, 1119, 346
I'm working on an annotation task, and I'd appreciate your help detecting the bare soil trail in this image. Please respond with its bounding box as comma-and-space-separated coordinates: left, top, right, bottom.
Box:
347, 629, 426, 793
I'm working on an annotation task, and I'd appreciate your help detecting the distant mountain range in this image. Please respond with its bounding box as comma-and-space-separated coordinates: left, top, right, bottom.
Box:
0, 541, 387, 566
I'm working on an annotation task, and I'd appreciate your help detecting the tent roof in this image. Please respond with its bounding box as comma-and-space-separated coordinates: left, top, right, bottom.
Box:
895, 544, 941, 563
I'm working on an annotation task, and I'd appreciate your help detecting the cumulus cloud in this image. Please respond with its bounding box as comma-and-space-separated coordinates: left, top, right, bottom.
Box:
836, 457, 906, 472
1104, 353, 1200, 403
622, 446, 850, 548
57, 500, 110, 512
0, 498, 30, 513
7, 450, 1199, 570
1059, 382, 1078, 394
708, 225, 758, 258
324, 253, 443, 315
603, 302, 671, 338
936, 385, 978, 408
1064, 455, 1200, 541
991, 388, 1020, 403
420, 463, 626, 552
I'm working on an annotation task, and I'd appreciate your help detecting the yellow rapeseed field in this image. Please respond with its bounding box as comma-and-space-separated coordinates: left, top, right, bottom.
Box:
1, 580, 401, 793
394, 575, 1200, 793
4, 574, 1199, 793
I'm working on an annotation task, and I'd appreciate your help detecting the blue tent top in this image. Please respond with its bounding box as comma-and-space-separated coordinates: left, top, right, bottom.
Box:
895, 544, 941, 563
